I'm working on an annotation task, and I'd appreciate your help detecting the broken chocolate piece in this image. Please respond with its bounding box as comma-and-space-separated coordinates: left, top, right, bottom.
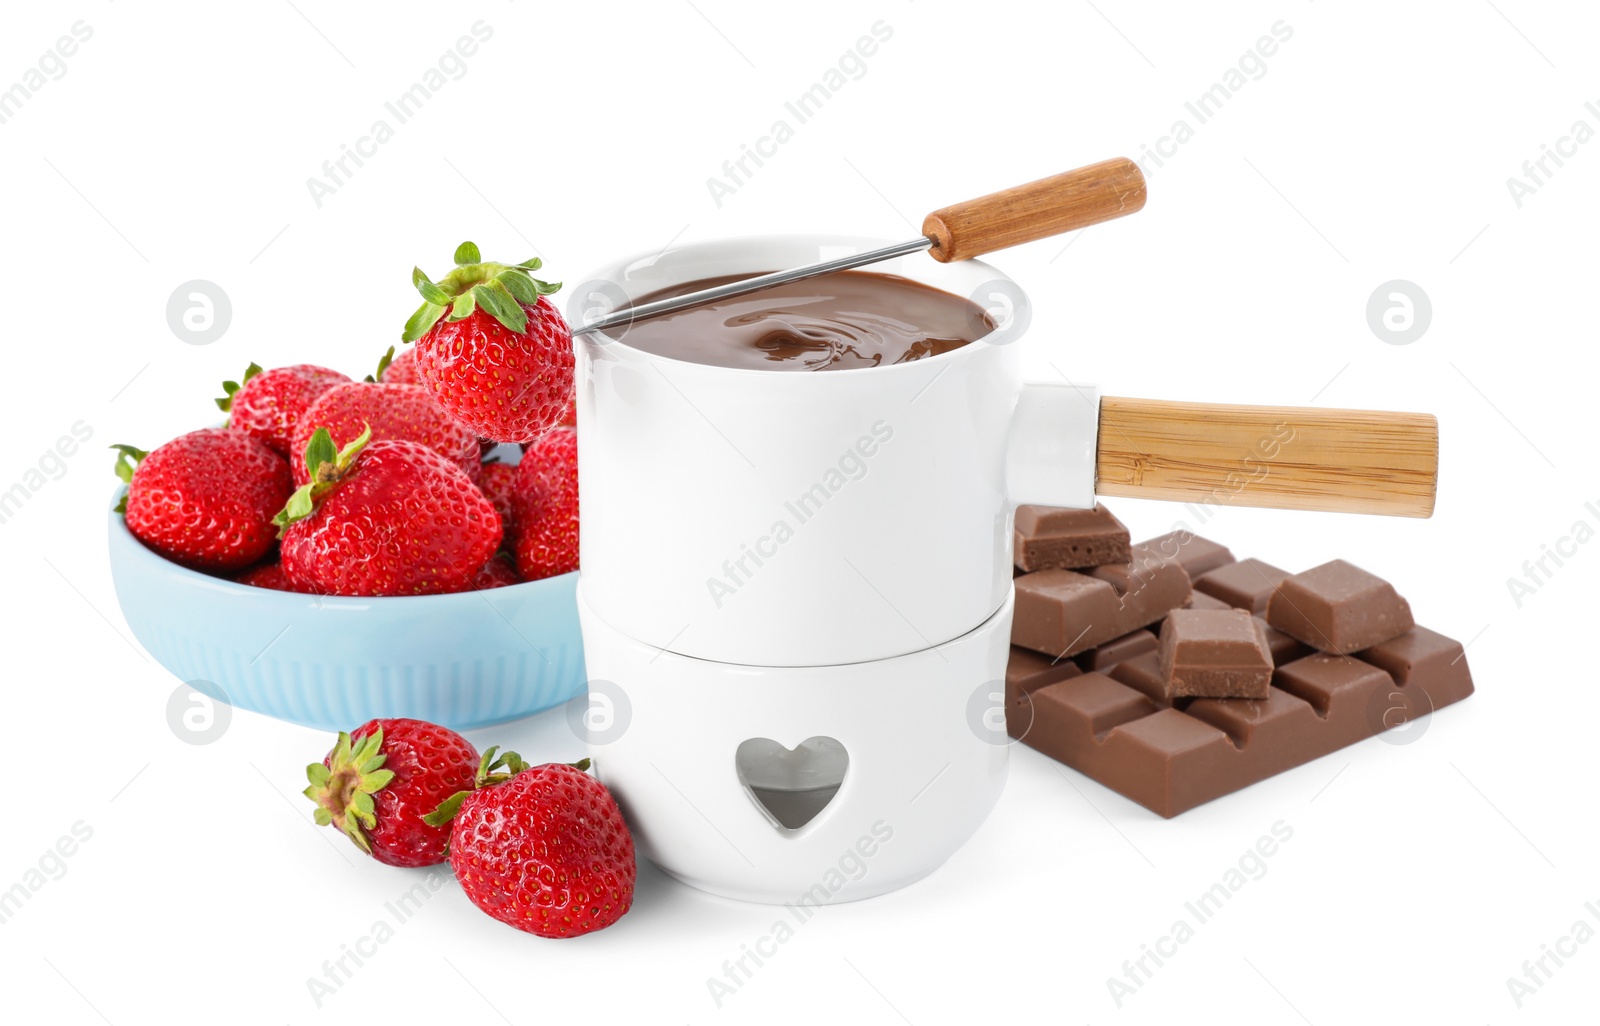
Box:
1014, 504, 1131, 572
1012, 547, 1191, 659
1137, 531, 1235, 579
1195, 558, 1292, 614
1004, 646, 1082, 739
1266, 559, 1415, 654
1186, 591, 1233, 611
1158, 609, 1274, 699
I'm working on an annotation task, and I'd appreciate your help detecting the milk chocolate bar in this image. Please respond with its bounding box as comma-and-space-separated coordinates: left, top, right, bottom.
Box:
1012, 543, 1191, 659
1076, 628, 1157, 672
1158, 609, 1273, 699
1015, 630, 1473, 817
1266, 559, 1414, 654
1013, 504, 1131, 572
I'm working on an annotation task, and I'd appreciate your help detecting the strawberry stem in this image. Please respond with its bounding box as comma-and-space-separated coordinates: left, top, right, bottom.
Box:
401, 241, 561, 343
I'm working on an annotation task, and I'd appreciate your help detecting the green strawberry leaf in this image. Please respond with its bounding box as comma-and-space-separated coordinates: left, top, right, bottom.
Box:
497, 269, 537, 305
110, 444, 147, 484
421, 790, 469, 828
402, 301, 447, 343
447, 290, 477, 322
412, 267, 452, 306
366, 345, 395, 384
302, 428, 338, 481
532, 278, 562, 296
517, 257, 542, 270
454, 241, 482, 265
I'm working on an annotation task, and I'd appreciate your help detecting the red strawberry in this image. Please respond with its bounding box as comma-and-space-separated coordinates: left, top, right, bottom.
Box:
220, 362, 351, 456
114, 429, 292, 572
557, 385, 576, 428
276, 427, 502, 596
234, 561, 298, 591
472, 554, 520, 590
290, 381, 478, 486
476, 460, 520, 535
511, 426, 579, 581
305, 719, 479, 868
372, 345, 422, 386
401, 242, 574, 443
429, 754, 635, 938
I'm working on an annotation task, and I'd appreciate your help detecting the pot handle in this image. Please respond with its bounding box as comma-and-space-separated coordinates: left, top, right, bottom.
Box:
1096, 395, 1439, 518
1007, 388, 1440, 518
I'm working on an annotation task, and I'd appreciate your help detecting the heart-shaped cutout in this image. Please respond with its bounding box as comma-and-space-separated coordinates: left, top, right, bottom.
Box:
735, 736, 849, 831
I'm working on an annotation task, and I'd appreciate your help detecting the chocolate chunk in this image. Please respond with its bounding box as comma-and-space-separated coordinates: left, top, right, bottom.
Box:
1004, 646, 1082, 739
1076, 628, 1158, 672
1186, 591, 1233, 611
1158, 609, 1274, 699
1013, 625, 1475, 817
1194, 558, 1292, 614
1266, 559, 1414, 654
1012, 547, 1191, 659
1137, 531, 1235, 579
1014, 504, 1131, 572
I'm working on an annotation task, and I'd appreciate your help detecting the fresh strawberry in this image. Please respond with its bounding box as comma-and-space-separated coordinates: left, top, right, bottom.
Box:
472, 554, 520, 590
371, 345, 422, 386
401, 242, 573, 443
427, 753, 635, 938
476, 460, 520, 535
113, 429, 292, 572
511, 426, 578, 581
557, 385, 576, 427
220, 363, 351, 456
276, 427, 502, 596
289, 381, 478, 486
234, 561, 299, 591
305, 719, 480, 868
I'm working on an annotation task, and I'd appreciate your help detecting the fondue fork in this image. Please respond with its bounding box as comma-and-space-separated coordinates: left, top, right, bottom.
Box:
571, 157, 1146, 336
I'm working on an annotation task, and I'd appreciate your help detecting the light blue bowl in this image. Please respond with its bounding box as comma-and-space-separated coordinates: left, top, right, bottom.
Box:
107, 491, 586, 732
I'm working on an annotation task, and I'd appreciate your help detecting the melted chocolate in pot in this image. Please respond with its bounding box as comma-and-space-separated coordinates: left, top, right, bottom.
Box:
614, 270, 994, 371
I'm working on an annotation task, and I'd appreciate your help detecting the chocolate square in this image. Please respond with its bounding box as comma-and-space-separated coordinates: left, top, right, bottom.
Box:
1014, 503, 1132, 572
1136, 531, 1236, 579
1158, 609, 1274, 699
1195, 558, 1292, 614
1266, 559, 1415, 654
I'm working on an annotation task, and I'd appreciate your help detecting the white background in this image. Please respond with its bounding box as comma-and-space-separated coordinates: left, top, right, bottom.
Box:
1, 1, 1596, 1023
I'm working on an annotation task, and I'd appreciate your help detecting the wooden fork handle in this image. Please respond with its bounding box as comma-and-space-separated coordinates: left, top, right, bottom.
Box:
922, 157, 1147, 262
